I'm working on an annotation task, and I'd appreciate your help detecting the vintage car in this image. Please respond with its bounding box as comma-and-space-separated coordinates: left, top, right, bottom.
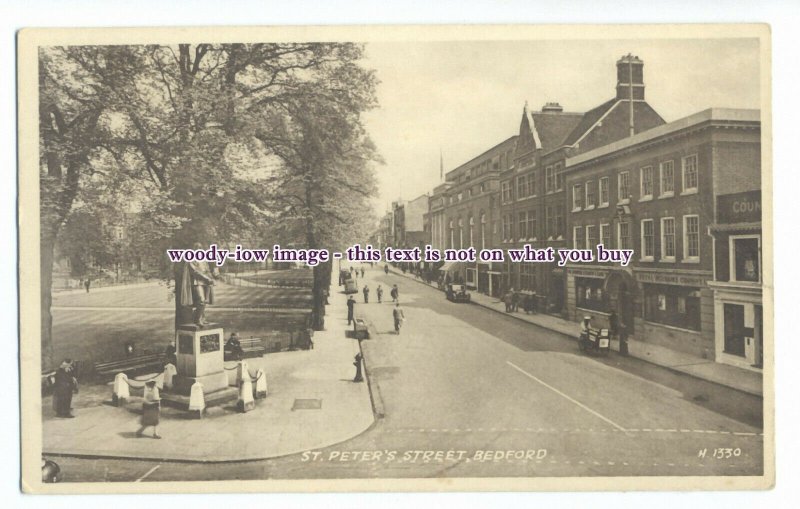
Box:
445, 283, 471, 303
340, 270, 358, 294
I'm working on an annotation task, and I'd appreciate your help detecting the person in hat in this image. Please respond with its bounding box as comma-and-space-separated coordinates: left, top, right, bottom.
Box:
226, 332, 244, 361
53, 359, 78, 418
136, 380, 162, 439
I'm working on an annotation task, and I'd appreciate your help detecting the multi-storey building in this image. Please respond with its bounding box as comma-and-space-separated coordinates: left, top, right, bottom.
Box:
440, 136, 518, 295
500, 54, 665, 313
563, 108, 760, 362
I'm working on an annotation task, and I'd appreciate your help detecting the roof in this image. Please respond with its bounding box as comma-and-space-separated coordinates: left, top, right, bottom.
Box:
566, 108, 761, 168
561, 98, 619, 147
530, 112, 583, 152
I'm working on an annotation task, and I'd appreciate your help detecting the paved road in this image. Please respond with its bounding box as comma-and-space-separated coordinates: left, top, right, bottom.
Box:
48, 268, 763, 481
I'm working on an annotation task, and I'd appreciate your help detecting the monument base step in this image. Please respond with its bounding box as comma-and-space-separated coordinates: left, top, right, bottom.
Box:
160, 386, 239, 411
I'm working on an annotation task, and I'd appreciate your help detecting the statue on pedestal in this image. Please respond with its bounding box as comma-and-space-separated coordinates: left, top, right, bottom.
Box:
177, 243, 217, 326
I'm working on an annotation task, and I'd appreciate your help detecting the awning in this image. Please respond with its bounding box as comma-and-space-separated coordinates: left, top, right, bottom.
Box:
438, 261, 465, 273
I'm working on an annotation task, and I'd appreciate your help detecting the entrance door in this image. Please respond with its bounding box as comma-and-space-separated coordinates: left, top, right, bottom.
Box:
618, 283, 635, 335
723, 303, 746, 357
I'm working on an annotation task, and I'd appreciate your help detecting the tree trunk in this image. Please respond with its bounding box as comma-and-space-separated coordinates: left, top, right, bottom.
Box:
40, 234, 56, 371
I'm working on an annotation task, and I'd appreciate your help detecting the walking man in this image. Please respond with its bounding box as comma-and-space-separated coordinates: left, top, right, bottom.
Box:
347, 295, 356, 325
360, 267, 365, 278
363, 284, 370, 303
84, 278, 91, 293
390, 284, 399, 303
393, 302, 405, 334
376, 285, 383, 303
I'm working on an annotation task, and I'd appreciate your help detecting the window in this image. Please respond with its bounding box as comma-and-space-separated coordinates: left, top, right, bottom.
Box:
599, 177, 609, 206
659, 161, 674, 197
682, 154, 698, 193
525, 210, 537, 240
661, 217, 675, 261
730, 235, 761, 283
618, 221, 631, 250
545, 166, 555, 193
573, 226, 585, 250
518, 212, 527, 241
501, 181, 513, 203
449, 220, 454, 248
554, 163, 564, 191
502, 214, 513, 242
480, 213, 486, 250
644, 284, 701, 331
458, 218, 464, 249
586, 225, 597, 250
468, 216, 474, 247
683, 215, 700, 261
585, 180, 596, 209
520, 263, 536, 291
517, 175, 528, 199
600, 223, 611, 248
457, 192, 463, 202
618, 171, 630, 203
576, 277, 606, 312
641, 219, 654, 260
555, 206, 564, 238
640, 166, 654, 200
572, 183, 583, 210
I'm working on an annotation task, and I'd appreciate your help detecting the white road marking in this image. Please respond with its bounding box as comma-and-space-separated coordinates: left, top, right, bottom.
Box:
135, 464, 160, 482
507, 361, 628, 433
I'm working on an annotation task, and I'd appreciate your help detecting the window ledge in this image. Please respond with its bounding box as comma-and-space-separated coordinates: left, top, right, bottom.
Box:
681, 189, 699, 196
585, 205, 596, 211
572, 207, 582, 213
659, 192, 675, 199
640, 257, 655, 262
639, 196, 653, 202
682, 257, 701, 264
598, 203, 609, 209
618, 198, 630, 205
659, 257, 677, 263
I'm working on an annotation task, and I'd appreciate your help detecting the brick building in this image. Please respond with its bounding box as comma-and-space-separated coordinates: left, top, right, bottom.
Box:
563, 108, 760, 362
500, 54, 665, 313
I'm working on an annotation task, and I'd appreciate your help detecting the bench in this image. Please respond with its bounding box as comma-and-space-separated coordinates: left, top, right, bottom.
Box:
225, 337, 266, 360
353, 318, 369, 340
93, 353, 166, 380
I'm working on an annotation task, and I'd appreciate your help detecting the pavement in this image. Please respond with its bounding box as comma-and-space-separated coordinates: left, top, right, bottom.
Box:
42, 289, 375, 462
387, 267, 763, 397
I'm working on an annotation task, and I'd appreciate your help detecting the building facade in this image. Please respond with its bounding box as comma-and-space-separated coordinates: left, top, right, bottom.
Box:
439, 136, 517, 295
563, 108, 760, 362
500, 54, 665, 314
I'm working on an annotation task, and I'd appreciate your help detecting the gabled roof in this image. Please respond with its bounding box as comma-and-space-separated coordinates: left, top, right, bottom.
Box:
530, 112, 583, 152
561, 98, 619, 147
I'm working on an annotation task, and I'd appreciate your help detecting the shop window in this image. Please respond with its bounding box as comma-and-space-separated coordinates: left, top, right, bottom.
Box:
730, 235, 761, 283
576, 277, 606, 312
644, 284, 701, 331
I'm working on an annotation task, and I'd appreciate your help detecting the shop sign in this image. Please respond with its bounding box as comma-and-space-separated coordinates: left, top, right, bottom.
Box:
569, 268, 607, 279
635, 271, 706, 286
717, 190, 761, 224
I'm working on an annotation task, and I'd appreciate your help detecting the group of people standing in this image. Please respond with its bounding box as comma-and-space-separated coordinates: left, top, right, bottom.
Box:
347, 281, 405, 334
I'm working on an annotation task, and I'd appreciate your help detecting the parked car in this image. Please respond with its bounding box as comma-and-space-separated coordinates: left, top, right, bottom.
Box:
445, 283, 471, 303
342, 272, 358, 294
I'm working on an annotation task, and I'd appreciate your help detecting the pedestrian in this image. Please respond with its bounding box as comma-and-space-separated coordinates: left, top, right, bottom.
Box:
362, 284, 370, 303
608, 310, 619, 341
393, 302, 405, 334
52, 359, 77, 418
360, 267, 365, 278
84, 278, 91, 293
353, 352, 364, 383
509, 288, 518, 312
165, 341, 177, 366
619, 320, 629, 356
136, 380, 162, 439
390, 284, 399, 303
226, 332, 244, 361
376, 285, 383, 303
347, 295, 356, 325
384, 264, 389, 275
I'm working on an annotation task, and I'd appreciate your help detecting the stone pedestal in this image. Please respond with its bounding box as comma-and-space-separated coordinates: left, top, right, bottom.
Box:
162, 323, 238, 409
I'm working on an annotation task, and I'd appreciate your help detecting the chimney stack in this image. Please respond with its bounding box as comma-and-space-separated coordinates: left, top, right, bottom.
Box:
616, 54, 644, 101
541, 102, 564, 113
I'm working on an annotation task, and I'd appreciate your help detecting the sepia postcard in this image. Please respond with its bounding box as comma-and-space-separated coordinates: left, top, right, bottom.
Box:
18, 24, 773, 493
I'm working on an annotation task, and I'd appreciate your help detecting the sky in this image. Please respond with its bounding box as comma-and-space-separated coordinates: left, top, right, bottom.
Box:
361, 38, 761, 217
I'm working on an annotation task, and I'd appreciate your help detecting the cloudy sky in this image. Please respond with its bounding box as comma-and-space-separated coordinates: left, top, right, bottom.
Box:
362, 37, 761, 216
